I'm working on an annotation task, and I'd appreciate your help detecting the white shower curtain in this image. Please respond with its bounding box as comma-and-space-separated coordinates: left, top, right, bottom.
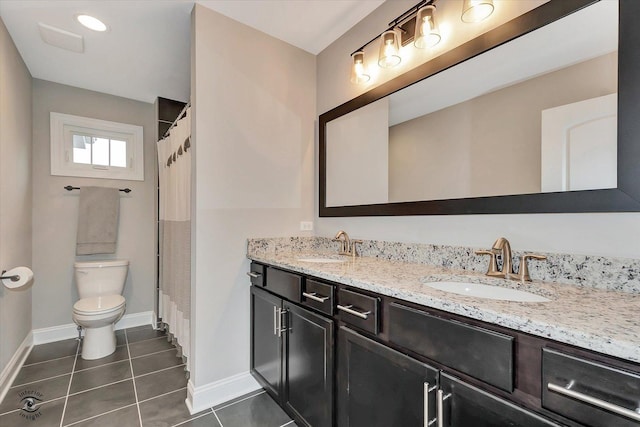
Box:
157, 107, 191, 369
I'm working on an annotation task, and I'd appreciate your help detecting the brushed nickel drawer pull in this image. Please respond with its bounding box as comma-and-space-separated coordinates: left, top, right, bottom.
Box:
302, 292, 329, 303
424, 382, 438, 427
548, 382, 640, 422
247, 272, 262, 278
437, 390, 451, 427
337, 304, 371, 320
273, 305, 278, 336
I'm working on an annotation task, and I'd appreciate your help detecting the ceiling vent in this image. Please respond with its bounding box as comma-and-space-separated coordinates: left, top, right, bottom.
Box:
38, 22, 84, 53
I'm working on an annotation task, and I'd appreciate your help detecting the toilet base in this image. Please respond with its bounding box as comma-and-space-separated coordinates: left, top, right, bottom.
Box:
81, 324, 117, 360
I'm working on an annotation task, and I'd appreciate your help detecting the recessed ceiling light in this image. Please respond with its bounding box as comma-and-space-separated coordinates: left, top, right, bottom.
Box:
76, 14, 108, 32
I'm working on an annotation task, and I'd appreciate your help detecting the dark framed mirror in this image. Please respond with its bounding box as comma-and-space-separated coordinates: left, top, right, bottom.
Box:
319, 0, 640, 216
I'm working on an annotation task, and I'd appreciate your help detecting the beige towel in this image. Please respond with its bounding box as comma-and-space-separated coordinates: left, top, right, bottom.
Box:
76, 186, 120, 255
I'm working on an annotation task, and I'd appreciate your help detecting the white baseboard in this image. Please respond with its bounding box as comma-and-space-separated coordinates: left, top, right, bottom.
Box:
0, 331, 33, 404
185, 372, 261, 414
32, 311, 154, 345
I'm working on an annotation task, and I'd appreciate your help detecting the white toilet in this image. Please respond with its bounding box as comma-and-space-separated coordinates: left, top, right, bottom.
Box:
72, 259, 128, 360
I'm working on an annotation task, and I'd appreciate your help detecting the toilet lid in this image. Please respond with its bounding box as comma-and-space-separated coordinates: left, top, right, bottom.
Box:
73, 295, 125, 315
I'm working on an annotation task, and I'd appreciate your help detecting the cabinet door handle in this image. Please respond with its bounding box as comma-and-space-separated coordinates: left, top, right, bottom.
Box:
437, 390, 451, 427
424, 382, 438, 427
277, 308, 288, 338
302, 292, 329, 303
337, 304, 371, 320
247, 272, 262, 278
548, 382, 640, 422
273, 305, 278, 336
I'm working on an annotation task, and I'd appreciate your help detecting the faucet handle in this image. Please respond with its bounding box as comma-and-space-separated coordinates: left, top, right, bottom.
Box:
350, 240, 363, 258
518, 254, 547, 282
475, 250, 499, 276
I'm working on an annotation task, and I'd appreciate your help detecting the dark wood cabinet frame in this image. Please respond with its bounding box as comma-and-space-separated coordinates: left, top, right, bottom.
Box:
319, 0, 640, 216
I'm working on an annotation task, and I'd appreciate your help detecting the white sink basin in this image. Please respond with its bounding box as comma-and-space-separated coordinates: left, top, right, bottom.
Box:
297, 257, 346, 263
425, 281, 550, 302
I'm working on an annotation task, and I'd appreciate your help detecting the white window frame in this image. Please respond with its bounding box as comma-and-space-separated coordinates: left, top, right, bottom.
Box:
50, 112, 144, 181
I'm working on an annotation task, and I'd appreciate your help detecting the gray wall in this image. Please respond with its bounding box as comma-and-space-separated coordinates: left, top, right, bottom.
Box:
316, 1, 640, 260
31, 79, 156, 329
0, 18, 32, 374
191, 4, 315, 390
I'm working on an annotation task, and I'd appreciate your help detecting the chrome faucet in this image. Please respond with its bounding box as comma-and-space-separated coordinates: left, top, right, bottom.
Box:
333, 230, 362, 257
476, 237, 547, 282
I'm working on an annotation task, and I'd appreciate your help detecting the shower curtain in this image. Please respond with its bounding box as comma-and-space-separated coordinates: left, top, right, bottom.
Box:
157, 107, 191, 369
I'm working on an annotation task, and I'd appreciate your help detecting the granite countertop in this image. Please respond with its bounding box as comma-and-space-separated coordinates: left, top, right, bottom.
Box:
248, 250, 640, 363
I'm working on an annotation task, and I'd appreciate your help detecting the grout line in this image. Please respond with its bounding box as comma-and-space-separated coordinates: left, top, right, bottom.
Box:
58, 341, 81, 427
67, 378, 132, 398
133, 363, 185, 379
213, 390, 266, 412
212, 408, 225, 427
74, 358, 129, 374
137, 386, 187, 404
22, 354, 76, 367
127, 335, 168, 345
130, 347, 177, 361
62, 403, 138, 427
124, 329, 144, 427
10, 371, 72, 388
171, 410, 214, 427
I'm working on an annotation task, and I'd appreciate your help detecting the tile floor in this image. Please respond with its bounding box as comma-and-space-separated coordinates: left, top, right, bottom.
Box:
0, 325, 296, 427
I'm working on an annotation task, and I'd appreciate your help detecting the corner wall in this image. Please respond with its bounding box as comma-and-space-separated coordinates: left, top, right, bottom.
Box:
189, 4, 315, 410
0, 17, 32, 383
316, 0, 640, 259
31, 79, 157, 330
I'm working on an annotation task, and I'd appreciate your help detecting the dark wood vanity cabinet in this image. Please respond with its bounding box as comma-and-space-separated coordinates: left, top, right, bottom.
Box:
250, 285, 282, 399
337, 326, 439, 427
250, 266, 334, 427
249, 262, 640, 427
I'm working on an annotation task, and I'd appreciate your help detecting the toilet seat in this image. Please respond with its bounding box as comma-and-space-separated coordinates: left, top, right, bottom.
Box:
73, 295, 125, 315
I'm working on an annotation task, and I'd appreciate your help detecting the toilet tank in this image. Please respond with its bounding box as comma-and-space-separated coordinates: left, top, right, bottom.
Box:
74, 259, 129, 299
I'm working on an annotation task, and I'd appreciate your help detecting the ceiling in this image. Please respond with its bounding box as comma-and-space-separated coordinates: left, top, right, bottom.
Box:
0, 0, 384, 104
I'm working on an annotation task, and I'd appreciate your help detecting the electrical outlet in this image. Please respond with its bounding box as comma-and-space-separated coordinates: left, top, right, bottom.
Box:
300, 221, 313, 231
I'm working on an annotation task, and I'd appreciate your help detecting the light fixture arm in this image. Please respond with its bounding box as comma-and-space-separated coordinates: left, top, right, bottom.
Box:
350, 0, 437, 56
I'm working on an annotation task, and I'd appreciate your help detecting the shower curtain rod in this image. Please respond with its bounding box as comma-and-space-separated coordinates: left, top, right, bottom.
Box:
162, 101, 191, 139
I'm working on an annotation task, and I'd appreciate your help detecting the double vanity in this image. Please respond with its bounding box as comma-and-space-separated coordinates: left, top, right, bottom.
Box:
247, 237, 640, 427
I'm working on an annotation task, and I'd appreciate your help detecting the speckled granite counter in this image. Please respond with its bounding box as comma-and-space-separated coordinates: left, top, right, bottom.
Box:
247, 241, 640, 364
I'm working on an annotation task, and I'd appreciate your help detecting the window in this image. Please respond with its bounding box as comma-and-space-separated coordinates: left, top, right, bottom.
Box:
50, 112, 144, 181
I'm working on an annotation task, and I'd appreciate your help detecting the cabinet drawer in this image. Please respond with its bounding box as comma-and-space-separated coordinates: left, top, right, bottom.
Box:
337, 289, 380, 335
266, 267, 302, 303
388, 302, 514, 392
302, 279, 334, 316
542, 348, 640, 427
248, 262, 265, 287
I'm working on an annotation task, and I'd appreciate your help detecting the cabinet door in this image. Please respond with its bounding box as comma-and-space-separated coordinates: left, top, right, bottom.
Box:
250, 286, 282, 400
283, 303, 334, 427
439, 373, 561, 427
338, 326, 439, 427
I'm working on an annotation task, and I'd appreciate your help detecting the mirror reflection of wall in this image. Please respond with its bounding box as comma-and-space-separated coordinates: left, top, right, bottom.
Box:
389, 52, 617, 202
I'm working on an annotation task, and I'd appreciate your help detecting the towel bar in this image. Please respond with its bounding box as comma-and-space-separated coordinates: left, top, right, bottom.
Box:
64, 185, 131, 193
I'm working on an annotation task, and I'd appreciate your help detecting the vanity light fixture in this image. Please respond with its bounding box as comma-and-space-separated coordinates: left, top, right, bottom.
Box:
378, 30, 402, 68
349, 0, 494, 84
350, 51, 371, 84
461, 0, 495, 23
414, 5, 441, 48
76, 14, 108, 32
